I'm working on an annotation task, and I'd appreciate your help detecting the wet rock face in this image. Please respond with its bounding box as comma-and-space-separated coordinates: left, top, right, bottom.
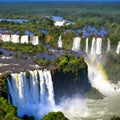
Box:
52, 69, 91, 104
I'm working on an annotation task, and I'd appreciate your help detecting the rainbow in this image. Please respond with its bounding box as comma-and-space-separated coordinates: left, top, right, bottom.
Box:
96, 63, 108, 82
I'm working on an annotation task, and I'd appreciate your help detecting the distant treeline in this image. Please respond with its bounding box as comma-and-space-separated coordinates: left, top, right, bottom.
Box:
0, 2, 119, 23
0, 2, 120, 44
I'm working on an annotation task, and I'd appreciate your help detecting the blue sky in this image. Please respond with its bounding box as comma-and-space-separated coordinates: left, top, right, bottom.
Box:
0, 0, 120, 1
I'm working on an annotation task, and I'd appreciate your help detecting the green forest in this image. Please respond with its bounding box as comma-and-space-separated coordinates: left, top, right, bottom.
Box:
0, 1, 120, 46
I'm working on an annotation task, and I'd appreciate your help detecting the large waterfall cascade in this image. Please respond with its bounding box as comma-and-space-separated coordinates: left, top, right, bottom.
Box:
7, 69, 55, 119
72, 37, 119, 55
58, 35, 62, 48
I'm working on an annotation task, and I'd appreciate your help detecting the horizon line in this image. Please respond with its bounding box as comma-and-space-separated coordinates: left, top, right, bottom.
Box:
0, 0, 120, 2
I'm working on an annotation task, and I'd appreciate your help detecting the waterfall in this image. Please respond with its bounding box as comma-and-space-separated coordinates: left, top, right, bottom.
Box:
43, 70, 55, 105
21, 35, 29, 44
30, 36, 39, 45
8, 72, 31, 106
71, 37, 118, 54
90, 37, 96, 54
86, 56, 120, 96
96, 38, 102, 55
1, 34, 10, 42
7, 76, 17, 105
72, 37, 81, 52
7, 69, 55, 119
85, 38, 89, 54
11, 35, 19, 43
116, 41, 120, 54
38, 70, 45, 103
29, 70, 39, 104
90, 37, 102, 55
106, 38, 111, 52
58, 35, 62, 48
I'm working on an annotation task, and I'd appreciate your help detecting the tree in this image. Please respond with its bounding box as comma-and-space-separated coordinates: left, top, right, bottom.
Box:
41, 111, 69, 120
0, 97, 21, 120
53, 54, 87, 74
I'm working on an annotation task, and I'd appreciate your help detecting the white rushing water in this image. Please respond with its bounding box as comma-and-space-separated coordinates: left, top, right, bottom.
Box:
116, 41, 120, 54
86, 55, 120, 96
7, 70, 56, 120
90, 37, 96, 54
72, 37, 81, 52
72, 37, 103, 54
71, 36, 120, 55
61, 95, 120, 120
30, 36, 39, 45
90, 37, 102, 55
106, 38, 111, 53
96, 38, 102, 55
58, 35, 62, 48
85, 38, 89, 54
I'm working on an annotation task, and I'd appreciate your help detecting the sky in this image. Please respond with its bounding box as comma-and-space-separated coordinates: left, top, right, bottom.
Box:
0, 0, 120, 2
0, 0, 120, 1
